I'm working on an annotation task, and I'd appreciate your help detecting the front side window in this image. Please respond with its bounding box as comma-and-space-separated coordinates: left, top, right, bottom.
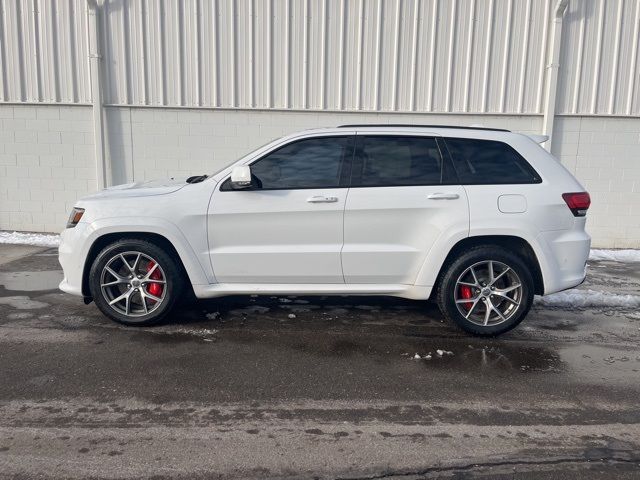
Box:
445, 138, 541, 184
247, 136, 353, 190
355, 136, 444, 187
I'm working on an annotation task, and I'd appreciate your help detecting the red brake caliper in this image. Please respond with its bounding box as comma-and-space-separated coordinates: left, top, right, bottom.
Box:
146, 261, 163, 301
459, 285, 473, 310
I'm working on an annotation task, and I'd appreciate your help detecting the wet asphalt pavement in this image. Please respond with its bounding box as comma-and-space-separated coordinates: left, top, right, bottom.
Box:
0, 244, 639, 479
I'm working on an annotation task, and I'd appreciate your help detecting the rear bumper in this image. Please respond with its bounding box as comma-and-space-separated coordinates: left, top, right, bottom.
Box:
536, 227, 590, 295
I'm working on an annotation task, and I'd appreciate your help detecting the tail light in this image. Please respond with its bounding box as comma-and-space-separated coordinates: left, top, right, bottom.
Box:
562, 192, 591, 217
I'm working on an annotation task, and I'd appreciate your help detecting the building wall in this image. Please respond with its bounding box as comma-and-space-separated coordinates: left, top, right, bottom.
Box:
0, 104, 95, 233
1, 0, 639, 115
1, 103, 638, 247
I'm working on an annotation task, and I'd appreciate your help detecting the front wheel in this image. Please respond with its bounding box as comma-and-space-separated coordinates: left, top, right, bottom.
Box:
89, 239, 185, 326
436, 246, 534, 336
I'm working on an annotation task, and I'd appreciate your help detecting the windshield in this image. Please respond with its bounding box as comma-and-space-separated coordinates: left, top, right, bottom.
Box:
209, 137, 280, 177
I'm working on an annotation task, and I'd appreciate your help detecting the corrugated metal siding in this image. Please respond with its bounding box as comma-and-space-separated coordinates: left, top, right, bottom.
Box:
0, 0, 91, 103
557, 0, 640, 115
0, 0, 638, 115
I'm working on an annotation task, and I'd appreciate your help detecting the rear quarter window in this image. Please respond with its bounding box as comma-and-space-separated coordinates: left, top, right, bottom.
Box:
445, 138, 541, 185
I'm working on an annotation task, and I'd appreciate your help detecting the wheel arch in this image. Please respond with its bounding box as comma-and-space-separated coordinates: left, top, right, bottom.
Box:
431, 235, 545, 297
81, 231, 200, 298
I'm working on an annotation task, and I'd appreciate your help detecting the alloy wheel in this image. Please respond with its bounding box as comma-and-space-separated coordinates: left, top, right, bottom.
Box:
454, 260, 523, 327
100, 251, 167, 317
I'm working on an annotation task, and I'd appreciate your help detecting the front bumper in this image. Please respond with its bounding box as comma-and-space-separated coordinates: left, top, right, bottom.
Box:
58, 223, 91, 297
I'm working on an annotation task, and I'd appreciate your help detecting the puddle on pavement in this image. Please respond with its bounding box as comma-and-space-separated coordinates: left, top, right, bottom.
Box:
0, 296, 49, 309
560, 344, 640, 384
410, 343, 563, 373
0, 271, 63, 291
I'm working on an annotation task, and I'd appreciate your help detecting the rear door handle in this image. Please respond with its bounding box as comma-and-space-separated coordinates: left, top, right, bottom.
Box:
427, 193, 460, 200
307, 195, 339, 203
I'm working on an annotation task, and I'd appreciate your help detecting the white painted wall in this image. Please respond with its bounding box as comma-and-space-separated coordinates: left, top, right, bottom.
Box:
0, 104, 638, 248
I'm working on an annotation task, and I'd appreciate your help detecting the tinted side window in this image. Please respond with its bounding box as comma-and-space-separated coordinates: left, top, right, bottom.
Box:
445, 138, 541, 184
250, 136, 352, 189
356, 136, 443, 187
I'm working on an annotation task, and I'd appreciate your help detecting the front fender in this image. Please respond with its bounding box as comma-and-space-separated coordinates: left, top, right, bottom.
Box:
80, 217, 212, 289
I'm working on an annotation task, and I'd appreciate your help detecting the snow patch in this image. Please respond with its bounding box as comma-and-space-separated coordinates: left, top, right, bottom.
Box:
0, 231, 60, 248
175, 327, 218, 338
436, 349, 453, 357
589, 249, 640, 263
537, 289, 640, 309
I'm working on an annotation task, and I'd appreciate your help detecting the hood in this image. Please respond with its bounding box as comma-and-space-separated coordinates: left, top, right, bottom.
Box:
83, 177, 190, 200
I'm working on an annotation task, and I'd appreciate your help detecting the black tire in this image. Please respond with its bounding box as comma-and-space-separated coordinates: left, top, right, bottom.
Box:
89, 239, 185, 326
436, 245, 534, 336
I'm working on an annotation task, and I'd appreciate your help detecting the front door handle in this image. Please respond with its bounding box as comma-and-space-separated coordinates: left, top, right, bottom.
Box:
427, 193, 460, 200
307, 195, 339, 203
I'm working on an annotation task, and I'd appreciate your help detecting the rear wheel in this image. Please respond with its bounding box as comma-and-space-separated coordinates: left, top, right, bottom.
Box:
89, 239, 184, 326
436, 246, 534, 336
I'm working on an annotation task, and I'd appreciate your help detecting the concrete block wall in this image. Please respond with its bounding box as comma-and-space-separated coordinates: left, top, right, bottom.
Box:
0, 105, 96, 233
0, 103, 638, 247
552, 117, 640, 248
104, 108, 541, 183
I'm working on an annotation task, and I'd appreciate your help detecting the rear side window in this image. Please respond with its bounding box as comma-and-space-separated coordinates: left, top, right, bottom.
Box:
355, 136, 444, 187
445, 138, 541, 184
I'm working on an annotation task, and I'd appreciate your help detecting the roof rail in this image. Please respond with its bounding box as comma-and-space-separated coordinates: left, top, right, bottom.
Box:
337, 124, 511, 132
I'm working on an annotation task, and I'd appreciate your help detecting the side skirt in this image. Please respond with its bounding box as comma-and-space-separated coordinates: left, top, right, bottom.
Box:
192, 283, 432, 300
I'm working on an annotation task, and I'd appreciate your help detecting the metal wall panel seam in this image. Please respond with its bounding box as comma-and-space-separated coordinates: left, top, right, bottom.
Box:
285, 0, 291, 109
302, 0, 309, 109
391, 0, 401, 111
536, 0, 550, 114
212, 0, 219, 107
338, 0, 346, 110
16, 0, 28, 100
248, 0, 254, 107
123, 1, 133, 104
445, 0, 456, 112
626, 0, 640, 114
67, 0, 79, 103
517, 0, 532, 113
320, 0, 328, 110
157, 1, 166, 105
481, 0, 494, 112
31, 0, 42, 102
101, 0, 112, 104
178, 0, 185, 106
139, 0, 148, 105
571, 2, 586, 114
374, 0, 383, 110
590, 0, 605, 114
355, 0, 364, 110
195, 0, 202, 107
409, 0, 420, 112
499, 0, 513, 113
0, 0, 8, 101
230, 0, 237, 108
266, 0, 272, 108
462, 0, 476, 113
53, 3, 71, 102
608, 0, 624, 114
426, 0, 438, 111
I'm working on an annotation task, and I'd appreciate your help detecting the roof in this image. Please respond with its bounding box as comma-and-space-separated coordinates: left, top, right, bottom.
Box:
337, 124, 510, 132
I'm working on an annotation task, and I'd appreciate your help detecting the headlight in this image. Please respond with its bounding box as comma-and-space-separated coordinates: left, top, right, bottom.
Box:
66, 207, 85, 228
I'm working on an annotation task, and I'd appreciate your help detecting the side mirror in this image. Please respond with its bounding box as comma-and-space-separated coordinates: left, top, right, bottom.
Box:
230, 165, 253, 189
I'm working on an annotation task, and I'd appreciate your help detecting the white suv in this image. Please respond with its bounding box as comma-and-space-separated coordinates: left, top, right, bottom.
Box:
59, 125, 591, 336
